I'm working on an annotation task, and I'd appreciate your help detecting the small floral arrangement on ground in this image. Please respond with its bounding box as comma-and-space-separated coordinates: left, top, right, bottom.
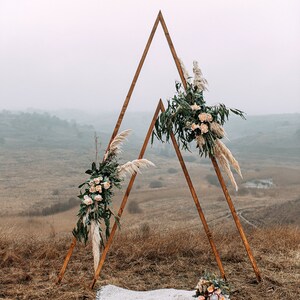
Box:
152, 60, 245, 190
72, 129, 154, 271
194, 273, 230, 300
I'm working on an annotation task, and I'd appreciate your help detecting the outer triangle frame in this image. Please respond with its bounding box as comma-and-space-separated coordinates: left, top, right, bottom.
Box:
56, 11, 261, 289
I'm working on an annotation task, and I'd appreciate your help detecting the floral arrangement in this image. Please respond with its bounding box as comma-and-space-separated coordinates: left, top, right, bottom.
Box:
152, 60, 245, 190
72, 129, 154, 271
194, 273, 230, 300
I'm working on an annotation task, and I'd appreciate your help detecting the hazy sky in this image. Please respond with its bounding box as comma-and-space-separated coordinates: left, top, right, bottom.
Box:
0, 0, 299, 115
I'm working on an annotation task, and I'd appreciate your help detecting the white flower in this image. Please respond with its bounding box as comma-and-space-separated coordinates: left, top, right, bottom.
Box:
89, 186, 96, 193
191, 103, 200, 111
103, 181, 111, 189
191, 123, 200, 131
89, 180, 94, 186
198, 113, 212, 122
83, 195, 93, 205
94, 195, 102, 201
207, 285, 214, 293
199, 113, 207, 122
95, 185, 102, 192
93, 177, 101, 184
206, 113, 213, 122
200, 123, 209, 134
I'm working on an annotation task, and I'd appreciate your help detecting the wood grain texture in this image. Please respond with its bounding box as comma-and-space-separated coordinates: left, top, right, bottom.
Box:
211, 156, 262, 282
56, 237, 77, 284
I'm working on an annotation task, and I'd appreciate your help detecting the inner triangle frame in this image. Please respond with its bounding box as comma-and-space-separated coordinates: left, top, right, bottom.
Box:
56, 10, 261, 289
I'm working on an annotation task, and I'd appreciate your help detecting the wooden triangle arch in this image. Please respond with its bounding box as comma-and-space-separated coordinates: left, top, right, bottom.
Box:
56, 11, 261, 289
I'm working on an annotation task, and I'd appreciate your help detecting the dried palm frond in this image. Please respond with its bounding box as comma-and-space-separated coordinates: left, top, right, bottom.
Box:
210, 122, 226, 138
216, 139, 242, 178
193, 61, 208, 91
90, 220, 101, 273
179, 58, 190, 82
104, 129, 132, 161
196, 135, 205, 150
215, 145, 238, 191
117, 159, 155, 178
82, 207, 90, 226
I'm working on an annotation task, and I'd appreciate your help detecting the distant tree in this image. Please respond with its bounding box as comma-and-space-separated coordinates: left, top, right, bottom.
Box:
205, 174, 219, 186
183, 155, 196, 162
149, 180, 163, 188
128, 201, 142, 214
168, 167, 178, 174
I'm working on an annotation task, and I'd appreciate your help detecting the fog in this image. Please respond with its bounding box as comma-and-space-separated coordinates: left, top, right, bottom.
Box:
0, 0, 299, 115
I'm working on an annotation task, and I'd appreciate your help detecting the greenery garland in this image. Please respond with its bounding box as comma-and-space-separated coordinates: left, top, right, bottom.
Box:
72, 158, 122, 246
152, 80, 245, 157
73, 130, 154, 246
152, 61, 246, 190
72, 130, 154, 272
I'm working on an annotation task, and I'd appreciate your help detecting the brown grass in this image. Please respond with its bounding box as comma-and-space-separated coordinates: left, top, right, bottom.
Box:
0, 225, 299, 299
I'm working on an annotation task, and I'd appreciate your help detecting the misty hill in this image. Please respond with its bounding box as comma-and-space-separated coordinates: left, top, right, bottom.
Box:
0, 110, 99, 150
49, 109, 300, 162
225, 114, 300, 161
1, 110, 300, 162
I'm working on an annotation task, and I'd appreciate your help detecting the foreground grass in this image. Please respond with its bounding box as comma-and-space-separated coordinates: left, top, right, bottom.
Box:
0, 225, 299, 299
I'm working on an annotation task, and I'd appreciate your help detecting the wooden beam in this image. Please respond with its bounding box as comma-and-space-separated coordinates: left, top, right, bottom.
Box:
106, 12, 161, 150
90, 100, 163, 289
211, 156, 262, 282
159, 100, 226, 280
56, 237, 76, 284
158, 11, 187, 89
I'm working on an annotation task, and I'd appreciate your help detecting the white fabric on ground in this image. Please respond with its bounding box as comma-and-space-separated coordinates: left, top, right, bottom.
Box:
96, 285, 195, 300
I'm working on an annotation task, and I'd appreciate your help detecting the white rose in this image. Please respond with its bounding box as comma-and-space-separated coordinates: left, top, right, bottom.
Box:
191, 123, 200, 131
190, 103, 200, 111
103, 181, 111, 189
206, 113, 213, 122
198, 113, 207, 122
93, 177, 101, 184
94, 195, 102, 201
200, 123, 209, 134
83, 195, 93, 205
96, 185, 102, 192
89, 186, 96, 193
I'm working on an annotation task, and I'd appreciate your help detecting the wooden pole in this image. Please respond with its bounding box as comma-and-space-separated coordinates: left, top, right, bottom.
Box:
159, 11, 261, 281
107, 12, 161, 149
210, 156, 262, 282
158, 11, 187, 89
56, 237, 77, 284
90, 101, 163, 289
160, 101, 226, 280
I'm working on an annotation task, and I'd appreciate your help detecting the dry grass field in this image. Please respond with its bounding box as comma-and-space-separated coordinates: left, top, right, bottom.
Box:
0, 224, 299, 300
1, 154, 299, 299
